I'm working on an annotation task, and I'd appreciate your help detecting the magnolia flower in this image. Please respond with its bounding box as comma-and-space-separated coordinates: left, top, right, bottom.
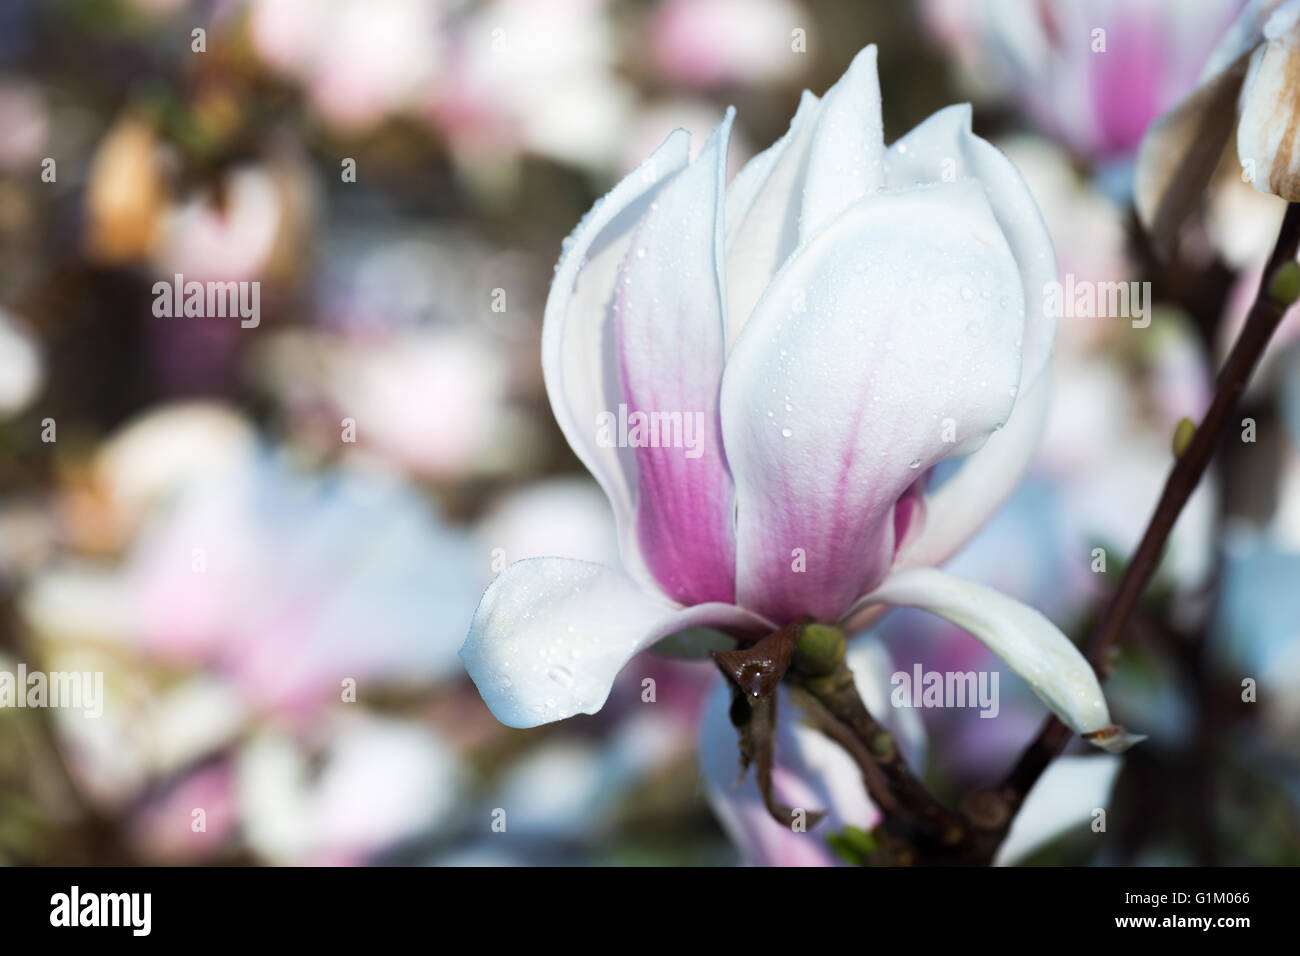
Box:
922, 0, 1242, 162
462, 46, 1126, 751
1137, 0, 1300, 247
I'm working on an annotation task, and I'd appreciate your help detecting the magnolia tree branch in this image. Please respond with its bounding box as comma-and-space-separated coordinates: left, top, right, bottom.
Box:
718, 620, 1005, 864
993, 201, 1300, 840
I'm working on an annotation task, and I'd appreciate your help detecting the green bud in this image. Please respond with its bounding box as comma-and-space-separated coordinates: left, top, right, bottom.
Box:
841, 825, 878, 857
1171, 417, 1196, 458
1268, 260, 1300, 307
870, 731, 896, 760
792, 622, 846, 676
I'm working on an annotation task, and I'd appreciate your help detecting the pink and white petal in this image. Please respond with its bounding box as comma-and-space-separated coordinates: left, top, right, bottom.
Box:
799, 45, 887, 244
1238, 2, 1300, 201
994, 755, 1122, 866
853, 568, 1121, 744
886, 104, 1057, 392
723, 91, 822, 350
460, 558, 770, 728
896, 366, 1052, 571
617, 111, 738, 605
723, 181, 1025, 624
542, 130, 691, 589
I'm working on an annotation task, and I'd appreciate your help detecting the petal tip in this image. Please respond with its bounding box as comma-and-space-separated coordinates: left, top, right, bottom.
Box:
1083, 725, 1146, 754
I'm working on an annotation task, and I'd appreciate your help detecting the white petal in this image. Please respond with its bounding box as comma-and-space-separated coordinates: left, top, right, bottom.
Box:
887, 104, 1057, 391
897, 367, 1052, 571
1238, 1, 1300, 200
723, 179, 1025, 624
541, 131, 691, 588
853, 568, 1114, 738
994, 755, 1122, 866
799, 45, 886, 243
723, 90, 821, 350
616, 111, 737, 605
460, 558, 770, 728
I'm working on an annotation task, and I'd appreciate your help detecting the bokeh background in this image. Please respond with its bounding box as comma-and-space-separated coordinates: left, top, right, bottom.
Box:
1, 0, 1297, 866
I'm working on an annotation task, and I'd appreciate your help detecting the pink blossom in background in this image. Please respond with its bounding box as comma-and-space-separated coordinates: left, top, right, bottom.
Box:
125, 447, 481, 721
0, 80, 47, 170
923, 0, 1245, 160
131, 760, 240, 862
249, 0, 444, 132
157, 167, 283, 282
429, 0, 633, 171
650, 0, 807, 89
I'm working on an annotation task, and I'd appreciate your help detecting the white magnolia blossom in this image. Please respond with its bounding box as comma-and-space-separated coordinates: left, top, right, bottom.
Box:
462, 46, 1128, 751
1138, 0, 1300, 246
236, 713, 462, 865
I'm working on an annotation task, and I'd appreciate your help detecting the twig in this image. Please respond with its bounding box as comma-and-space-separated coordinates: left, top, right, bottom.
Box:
996, 201, 1300, 828
792, 664, 967, 847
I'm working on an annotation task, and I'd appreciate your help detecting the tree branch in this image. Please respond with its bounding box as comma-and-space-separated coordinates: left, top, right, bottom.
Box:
995, 201, 1300, 831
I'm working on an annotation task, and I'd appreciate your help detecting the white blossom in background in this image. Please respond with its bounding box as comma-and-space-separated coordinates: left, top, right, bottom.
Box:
0, 308, 42, 417
249, 0, 445, 132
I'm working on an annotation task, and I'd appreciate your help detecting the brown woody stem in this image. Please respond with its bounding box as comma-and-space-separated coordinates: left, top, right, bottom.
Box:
996, 201, 1300, 828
